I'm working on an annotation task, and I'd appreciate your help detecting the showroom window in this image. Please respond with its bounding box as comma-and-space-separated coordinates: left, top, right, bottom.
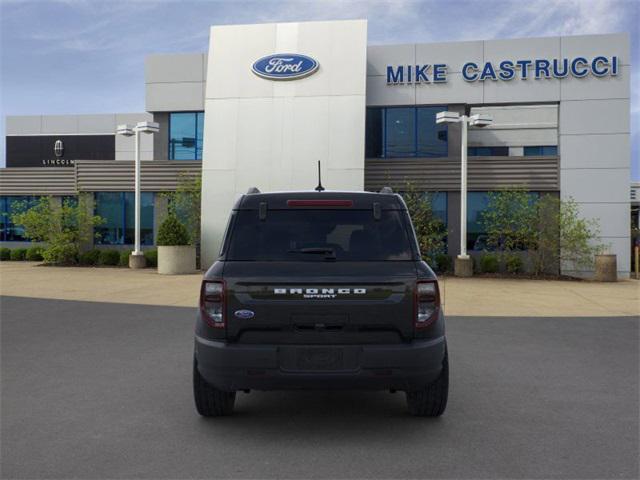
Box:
365, 106, 448, 158
169, 112, 204, 160
524, 146, 558, 156
467, 192, 540, 252
468, 146, 509, 156
0, 196, 39, 242
94, 192, 154, 245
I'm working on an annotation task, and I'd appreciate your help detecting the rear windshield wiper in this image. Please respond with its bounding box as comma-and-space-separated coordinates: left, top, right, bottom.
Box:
287, 247, 336, 259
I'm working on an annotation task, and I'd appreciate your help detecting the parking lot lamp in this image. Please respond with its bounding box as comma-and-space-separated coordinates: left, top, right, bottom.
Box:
116, 121, 159, 268
436, 111, 492, 276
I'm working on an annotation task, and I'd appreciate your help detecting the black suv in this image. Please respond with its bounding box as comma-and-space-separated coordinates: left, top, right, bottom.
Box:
193, 189, 448, 416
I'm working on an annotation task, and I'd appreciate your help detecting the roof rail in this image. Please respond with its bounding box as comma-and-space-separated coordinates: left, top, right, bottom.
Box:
379, 186, 393, 194
246, 187, 261, 194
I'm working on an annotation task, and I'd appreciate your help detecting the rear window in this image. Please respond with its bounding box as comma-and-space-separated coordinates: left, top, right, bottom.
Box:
226, 209, 415, 261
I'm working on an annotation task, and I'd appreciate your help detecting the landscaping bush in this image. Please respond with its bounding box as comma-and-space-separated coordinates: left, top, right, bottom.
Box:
144, 249, 158, 267
11, 195, 104, 265
479, 254, 499, 273
401, 184, 447, 264
79, 249, 101, 266
25, 246, 44, 261
505, 254, 524, 274
99, 249, 121, 266
0, 248, 11, 261
119, 251, 130, 267
10, 248, 27, 261
43, 244, 78, 265
435, 253, 452, 273
157, 214, 190, 246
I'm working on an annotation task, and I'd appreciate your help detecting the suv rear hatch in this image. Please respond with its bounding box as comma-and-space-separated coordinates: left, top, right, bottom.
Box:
220, 200, 420, 344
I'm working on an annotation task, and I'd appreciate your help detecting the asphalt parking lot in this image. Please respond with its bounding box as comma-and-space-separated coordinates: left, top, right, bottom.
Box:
1, 296, 638, 479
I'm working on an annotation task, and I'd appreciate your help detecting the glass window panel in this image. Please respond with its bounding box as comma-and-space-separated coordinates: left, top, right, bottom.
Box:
96, 192, 154, 245
417, 107, 448, 157
430, 192, 447, 225
467, 192, 490, 252
491, 146, 509, 156
523, 146, 542, 156
365, 108, 383, 158
0, 198, 6, 241
524, 146, 558, 156
385, 108, 415, 157
124, 192, 154, 245
169, 113, 197, 160
196, 112, 205, 160
95, 192, 124, 245
5, 196, 37, 242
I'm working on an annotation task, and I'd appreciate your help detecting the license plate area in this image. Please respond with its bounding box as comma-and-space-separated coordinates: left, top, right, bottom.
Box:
279, 346, 360, 372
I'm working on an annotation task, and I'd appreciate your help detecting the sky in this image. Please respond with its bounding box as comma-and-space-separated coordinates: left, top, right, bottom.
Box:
1, 0, 638, 178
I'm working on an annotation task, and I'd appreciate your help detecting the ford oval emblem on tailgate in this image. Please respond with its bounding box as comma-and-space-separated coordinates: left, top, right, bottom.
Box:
234, 309, 255, 319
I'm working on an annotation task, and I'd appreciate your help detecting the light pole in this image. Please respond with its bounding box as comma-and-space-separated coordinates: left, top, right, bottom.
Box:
436, 111, 492, 276
116, 121, 159, 268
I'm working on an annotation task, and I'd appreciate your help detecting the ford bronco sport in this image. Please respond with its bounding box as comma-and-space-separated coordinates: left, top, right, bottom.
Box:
193, 189, 448, 416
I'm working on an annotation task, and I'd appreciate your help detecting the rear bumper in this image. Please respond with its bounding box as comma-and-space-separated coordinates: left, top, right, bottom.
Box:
194, 335, 446, 392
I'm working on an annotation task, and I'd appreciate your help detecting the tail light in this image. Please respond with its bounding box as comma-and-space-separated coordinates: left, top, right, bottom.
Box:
200, 280, 225, 328
415, 280, 440, 328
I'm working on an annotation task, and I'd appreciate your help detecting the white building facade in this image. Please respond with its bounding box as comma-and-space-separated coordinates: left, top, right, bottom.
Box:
2, 20, 632, 277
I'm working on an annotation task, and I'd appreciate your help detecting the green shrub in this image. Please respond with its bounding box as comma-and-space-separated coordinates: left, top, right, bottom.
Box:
435, 253, 452, 273
42, 244, 78, 265
10, 248, 27, 261
79, 249, 101, 266
25, 246, 44, 261
119, 251, 130, 267
144, 249, 158, 268
10, 195, 103, 265
505, 254, 524, 274
157, 214, 190, 246
0, 248, 10, 261
479, 254, 499, 273
99, 250, 121, 266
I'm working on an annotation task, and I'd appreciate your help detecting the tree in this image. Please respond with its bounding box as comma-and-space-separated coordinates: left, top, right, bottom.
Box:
401, 183, 447, 264
531, 195, 605, 275
163, 173, 201, 245
11, 196, 104, 265
480, 188, 537, 252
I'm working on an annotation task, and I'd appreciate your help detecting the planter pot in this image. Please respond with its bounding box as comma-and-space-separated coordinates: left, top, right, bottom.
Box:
594, 254, 617, 282
158, 245, 196, 275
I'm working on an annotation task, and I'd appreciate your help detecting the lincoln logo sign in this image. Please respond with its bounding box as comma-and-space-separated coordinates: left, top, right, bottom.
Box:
252, 53, 319, 80
54, 139, 64, 158
386, 55, 620, 84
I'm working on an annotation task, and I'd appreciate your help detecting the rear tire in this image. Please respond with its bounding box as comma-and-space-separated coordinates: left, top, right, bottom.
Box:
406, 347, 449, 417
193, 358, 236, 417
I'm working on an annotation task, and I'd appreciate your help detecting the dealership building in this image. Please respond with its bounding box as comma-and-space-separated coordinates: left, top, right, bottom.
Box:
0, 20, 632, 277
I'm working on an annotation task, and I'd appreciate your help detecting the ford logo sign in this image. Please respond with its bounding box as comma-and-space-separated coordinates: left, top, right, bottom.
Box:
234, 309, 255, 319
252, 53, 319, 81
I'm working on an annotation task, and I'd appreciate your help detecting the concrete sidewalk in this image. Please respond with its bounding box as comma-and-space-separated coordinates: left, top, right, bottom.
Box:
0, 262, 637, 317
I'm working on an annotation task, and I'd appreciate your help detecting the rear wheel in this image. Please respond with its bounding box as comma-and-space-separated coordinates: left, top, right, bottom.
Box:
193, 358, 236, 417
406, 347, 449, 417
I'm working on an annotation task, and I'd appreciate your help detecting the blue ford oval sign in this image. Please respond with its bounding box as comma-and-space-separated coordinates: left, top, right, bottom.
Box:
252, 53, 319, 80
234, 309, 255, 320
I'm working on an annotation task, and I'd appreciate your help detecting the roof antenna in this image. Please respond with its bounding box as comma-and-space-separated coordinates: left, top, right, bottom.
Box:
315, 160, 325, 192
